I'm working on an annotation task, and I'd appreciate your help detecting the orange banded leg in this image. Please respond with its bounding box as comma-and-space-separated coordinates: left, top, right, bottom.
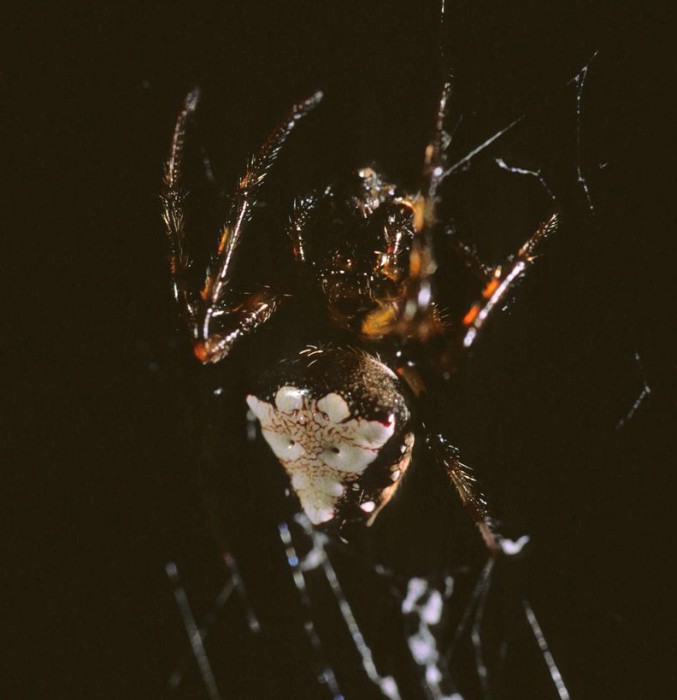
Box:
462, 213, 559, 349
201, 92, 323, 315
361, 80, 454, 343
189, 92, 321, 362
194, 288, 282, 364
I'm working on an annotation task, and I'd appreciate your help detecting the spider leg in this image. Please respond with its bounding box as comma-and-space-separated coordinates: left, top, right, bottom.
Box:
197, 180, 325, 363
201, 91, 323, 311
287, 191, 321, 265
179, 90, 322, 363
459, 213, 559, 351
194, 287, 283, 364
361, 79, 453, 341
425, 433, 502, 556
161, 87, 203, 336
395, 77, 453, 340
373, 200, 416, 282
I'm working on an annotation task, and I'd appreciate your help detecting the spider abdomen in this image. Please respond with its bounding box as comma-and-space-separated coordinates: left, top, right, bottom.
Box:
246, 346, 414, 526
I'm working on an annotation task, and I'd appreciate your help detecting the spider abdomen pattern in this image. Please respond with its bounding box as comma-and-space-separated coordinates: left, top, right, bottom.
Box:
246, 346, 414, 528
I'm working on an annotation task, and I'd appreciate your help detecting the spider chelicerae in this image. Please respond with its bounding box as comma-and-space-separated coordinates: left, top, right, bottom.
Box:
160, 78, 558, 554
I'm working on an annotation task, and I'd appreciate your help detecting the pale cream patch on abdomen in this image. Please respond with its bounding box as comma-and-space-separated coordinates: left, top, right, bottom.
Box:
246, 388, 397, 524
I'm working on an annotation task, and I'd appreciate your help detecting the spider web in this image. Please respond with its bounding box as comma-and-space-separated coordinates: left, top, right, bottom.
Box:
8, 0, 666, 696
158, 53, 618, 699
164, 515, 568, 700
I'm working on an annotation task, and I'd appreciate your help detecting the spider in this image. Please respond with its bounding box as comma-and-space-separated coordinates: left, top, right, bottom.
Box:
161, 79, 558, 555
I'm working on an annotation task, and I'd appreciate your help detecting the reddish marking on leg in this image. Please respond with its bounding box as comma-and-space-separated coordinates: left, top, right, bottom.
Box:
463, 305, 480, 326
482, 278, 500, 299
193, 341, 209, 364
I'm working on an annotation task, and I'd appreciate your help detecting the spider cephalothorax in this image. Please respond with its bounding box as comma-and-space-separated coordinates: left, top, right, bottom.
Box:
161, 79, 558, 554
246, 346, 414, 527
292, 167, 418, 333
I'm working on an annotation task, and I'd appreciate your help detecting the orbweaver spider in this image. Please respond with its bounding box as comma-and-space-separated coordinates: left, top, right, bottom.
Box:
161, 78, 558, 555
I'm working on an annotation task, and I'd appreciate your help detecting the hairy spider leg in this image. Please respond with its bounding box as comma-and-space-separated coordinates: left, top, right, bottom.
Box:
196, 91, 323, 363
373, 199, 417, 283
201, 91, 323, 313
419, 221, 559, 557
421, 212, 559, 374
425, 433, 502, 556
361, 79, 454, 341
459, 212, 559, 351
161, 87, 203, 334
286, 190, 322, 265
193, 288, 283, 364
162, 89, 323, 363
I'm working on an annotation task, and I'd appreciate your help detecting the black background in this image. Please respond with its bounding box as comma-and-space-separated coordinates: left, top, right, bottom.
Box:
7, 0, 674, 698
